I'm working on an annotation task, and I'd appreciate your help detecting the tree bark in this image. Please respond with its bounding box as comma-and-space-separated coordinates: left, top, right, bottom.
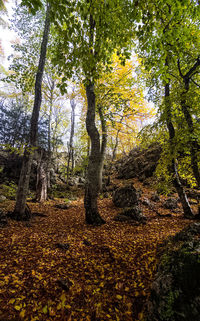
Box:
165, 80, 194, 218
13, 2, 51, 220
84, 82, 105, 225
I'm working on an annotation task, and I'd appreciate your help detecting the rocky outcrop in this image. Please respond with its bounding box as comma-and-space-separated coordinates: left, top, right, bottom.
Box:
115, 144, 162, 180
146, 223, 200, 321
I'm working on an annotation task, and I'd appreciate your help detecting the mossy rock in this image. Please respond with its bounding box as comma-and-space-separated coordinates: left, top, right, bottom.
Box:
146, 223, 200, 321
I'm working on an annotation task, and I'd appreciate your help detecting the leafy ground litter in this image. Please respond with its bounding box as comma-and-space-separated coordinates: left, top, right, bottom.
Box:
0, 179, 195, 321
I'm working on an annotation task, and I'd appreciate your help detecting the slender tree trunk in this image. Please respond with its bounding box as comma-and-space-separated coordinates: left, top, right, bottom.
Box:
98, 105, 107, 191
180, 79, 200, 187
112, 116, 124, 161
112, 129, 120, 161
84, 82, 105, 225
36, 148, 47, 202
67, 96, 75, 181
47, 80, 54, 190
178, 58, 200, 187
13, 3, 51, 220
165, 80, 194, 218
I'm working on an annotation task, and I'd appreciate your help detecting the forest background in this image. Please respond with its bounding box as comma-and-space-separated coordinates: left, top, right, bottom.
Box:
0, 0, 199, 222
0, 1, 200, 321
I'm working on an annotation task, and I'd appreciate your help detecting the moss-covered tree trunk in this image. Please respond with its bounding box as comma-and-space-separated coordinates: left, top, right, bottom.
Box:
13, 2, 51, 220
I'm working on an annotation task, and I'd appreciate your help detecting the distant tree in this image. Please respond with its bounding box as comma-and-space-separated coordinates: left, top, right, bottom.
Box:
0, 99, 48, 150
13, 1, 51, 220
66, 87, 76, 181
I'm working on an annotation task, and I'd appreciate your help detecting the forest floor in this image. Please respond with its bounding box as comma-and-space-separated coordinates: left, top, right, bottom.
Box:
0, 178, 197, 321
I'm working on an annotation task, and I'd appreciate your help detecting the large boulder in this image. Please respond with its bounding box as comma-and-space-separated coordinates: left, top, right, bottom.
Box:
113, 184, 146, 223
114, 206, 147, 223
0, 195, 6, 202
112, 184, 139, 208
163, 198, 178, 210
146, 223, 200, 321
115, 144, 161, 180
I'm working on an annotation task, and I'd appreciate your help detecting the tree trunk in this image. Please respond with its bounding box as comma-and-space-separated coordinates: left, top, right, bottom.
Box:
13, 2, 51, 220
47, 79, 54, 190
67, 95, 75, 181
180, 79, 200, 187
36, 149, 48, 202
165, 80, 194, 218
98, 104, 107, 191
178, 58, 200, 187
84, 82, 105, 225
112, 116, 123, 161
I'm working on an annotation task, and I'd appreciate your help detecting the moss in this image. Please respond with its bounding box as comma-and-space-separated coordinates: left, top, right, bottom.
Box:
146, 231, 200, 321
51, 185, 78, 200
0, 181, 18, 200
160, 290, 179, 321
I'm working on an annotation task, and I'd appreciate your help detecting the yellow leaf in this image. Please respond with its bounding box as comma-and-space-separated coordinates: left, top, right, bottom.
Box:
42, 305, 48, 314
32, 270, 36, 276
31, 316, 39, 321
125, 287, 129, 292
9, 298, 15, 304
138, 311, 144, 320
60, 293, 66, 306
4, 276, 9, 283
19, 309, 26, 318
37, 273, 43, 280
116, 295, 122, 300
49, 307, 55, 316
14, 304, 22, 311
126, 303, 132, 311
